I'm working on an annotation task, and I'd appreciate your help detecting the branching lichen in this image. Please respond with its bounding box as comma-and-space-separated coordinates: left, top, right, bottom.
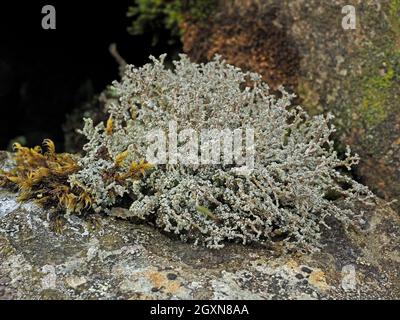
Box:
0, 55, 376, 251
69, 54, 375, 251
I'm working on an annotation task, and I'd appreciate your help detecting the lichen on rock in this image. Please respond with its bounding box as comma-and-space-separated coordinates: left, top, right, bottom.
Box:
66, 55, 375, 251
0, 54, 379, 251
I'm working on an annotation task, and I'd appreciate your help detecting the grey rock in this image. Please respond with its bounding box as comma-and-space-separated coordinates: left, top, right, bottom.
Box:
0, 153, 398, 300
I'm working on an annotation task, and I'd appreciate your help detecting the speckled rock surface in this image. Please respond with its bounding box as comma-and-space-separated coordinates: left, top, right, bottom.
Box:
0, 151, 399, 300
182, 0, 400, 211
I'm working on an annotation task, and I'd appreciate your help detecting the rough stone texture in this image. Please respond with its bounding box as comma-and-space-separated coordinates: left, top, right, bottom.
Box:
182, 0, 400, 211
0, 154, 399, 300
183, 1, 301, 91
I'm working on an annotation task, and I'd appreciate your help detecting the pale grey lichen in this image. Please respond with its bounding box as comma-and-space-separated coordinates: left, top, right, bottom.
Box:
70, 54, 375, 250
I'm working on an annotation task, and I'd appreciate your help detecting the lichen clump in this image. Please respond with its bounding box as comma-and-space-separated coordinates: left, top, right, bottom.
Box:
71, 55, 373, 250
1, 55, 375, 251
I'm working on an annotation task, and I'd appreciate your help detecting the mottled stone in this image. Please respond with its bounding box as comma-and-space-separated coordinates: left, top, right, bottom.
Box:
0, 185, 398, 299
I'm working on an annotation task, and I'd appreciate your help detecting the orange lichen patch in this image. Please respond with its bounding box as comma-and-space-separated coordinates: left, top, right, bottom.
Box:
308, 269, 329, 291
145, 271, 182, 295
0, 139, 92, 214
285, 259, 299, 271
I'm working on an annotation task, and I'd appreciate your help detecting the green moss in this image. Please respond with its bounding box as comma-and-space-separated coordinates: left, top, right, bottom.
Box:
389, 0, 400, 38
127, 0, 183, 45
127, 0, 216, 46
334, 2, 399, 130
297, 79, 322, 116
359, 66, 395, 126
186, 0, 216, 22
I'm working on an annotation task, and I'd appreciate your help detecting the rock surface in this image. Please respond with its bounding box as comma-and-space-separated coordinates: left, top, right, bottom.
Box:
0, 150, 399, 300
182, 0, 400, 211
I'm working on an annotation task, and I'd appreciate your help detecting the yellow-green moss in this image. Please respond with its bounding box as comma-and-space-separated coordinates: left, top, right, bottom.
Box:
297, 79, 323, 116
389, 0, 400, 40
0, 139, 90, 213
359, 65, 395, 127
127, 0, 216, 46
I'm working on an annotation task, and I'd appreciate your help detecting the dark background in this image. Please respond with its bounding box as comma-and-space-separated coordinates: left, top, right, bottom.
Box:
0, 1, 170, 150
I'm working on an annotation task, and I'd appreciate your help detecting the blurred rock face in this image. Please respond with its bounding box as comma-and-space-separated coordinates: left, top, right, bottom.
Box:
182, 2, 300, 91
181, 0, 400, 211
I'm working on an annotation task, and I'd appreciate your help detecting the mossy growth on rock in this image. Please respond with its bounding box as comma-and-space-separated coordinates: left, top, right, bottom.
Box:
0, 139, 88, 213
127, 0, 216, 46
0, 138, 152, 215
358, 62, 396, 127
